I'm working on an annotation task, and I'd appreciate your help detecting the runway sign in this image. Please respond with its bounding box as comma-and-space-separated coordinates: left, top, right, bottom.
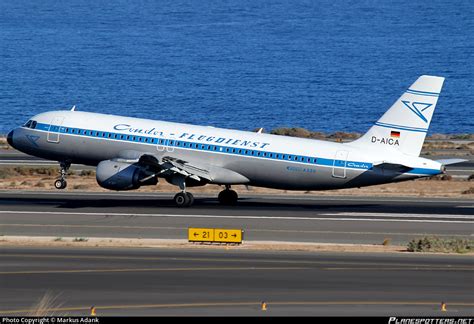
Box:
214, 228, 242, 243
188, 228, 214, 242
188, 228, 243, 244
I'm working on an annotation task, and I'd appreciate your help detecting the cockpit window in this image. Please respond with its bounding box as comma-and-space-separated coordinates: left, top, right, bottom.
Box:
22, 120, 37, 129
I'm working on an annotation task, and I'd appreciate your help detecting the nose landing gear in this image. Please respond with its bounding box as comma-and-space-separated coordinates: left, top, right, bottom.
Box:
54, 162, 70, 190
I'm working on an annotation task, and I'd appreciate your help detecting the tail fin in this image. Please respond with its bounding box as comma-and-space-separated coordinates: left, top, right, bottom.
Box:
351, 75, 445, 156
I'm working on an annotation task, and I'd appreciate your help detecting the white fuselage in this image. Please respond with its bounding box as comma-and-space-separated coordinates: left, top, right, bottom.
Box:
9, 110, 443, 190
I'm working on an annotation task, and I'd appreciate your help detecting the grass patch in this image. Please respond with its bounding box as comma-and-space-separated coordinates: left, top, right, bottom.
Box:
28, 291, 64, 316
73, 184, 90, 190
79, 169, 95, 176
462, 187, 474, 195
382, 238, 391, 246
73, 237, 89, 242
14, 166, 57, 176
34, 181, 46, 187
407, 236, 472, 253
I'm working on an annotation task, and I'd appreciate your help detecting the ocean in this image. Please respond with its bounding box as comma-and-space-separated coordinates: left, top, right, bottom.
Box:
0, 0, 473, 135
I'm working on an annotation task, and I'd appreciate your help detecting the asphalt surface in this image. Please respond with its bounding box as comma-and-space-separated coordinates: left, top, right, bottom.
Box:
0, 191, 473, 245
0, 247, 472, 316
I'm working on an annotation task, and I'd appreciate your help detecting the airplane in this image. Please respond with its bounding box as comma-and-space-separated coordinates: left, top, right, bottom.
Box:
6, 75, 465, 207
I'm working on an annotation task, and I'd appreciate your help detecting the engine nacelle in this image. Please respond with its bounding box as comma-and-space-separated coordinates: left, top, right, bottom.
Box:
96, 160, 157, 190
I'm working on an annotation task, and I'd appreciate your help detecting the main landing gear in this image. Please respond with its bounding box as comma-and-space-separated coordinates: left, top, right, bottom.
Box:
218, 185, 238, 205
172, 175, 194, 207
172, 183, 238, 207
54, 162, 70, 190
173, 192, 194, 207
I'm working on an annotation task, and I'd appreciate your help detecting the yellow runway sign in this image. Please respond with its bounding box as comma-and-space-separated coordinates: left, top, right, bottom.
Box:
188, 228, 243, 244
188, 228, 214, 242
214, 229, 242, 243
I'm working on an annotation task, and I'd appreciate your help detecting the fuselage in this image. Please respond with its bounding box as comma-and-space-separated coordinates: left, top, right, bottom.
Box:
8, 110, 443, 190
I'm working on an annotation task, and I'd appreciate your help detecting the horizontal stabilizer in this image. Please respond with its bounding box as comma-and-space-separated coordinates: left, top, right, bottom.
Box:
436, 159, 468, 166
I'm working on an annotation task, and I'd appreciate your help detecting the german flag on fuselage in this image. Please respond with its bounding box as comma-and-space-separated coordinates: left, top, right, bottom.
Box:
390, 131, 401, 138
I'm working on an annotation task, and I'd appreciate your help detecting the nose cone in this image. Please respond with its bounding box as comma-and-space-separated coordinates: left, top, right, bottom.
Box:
7, 130, 14, 147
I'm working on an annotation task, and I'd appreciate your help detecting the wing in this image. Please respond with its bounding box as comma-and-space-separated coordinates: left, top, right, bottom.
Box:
114, 150, 249, 185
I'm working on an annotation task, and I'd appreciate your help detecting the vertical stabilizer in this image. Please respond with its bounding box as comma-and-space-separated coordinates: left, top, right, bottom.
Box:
351, 75, 445, 156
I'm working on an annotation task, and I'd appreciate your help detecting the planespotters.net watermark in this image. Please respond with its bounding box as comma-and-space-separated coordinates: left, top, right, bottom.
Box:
389, 318, 473, 324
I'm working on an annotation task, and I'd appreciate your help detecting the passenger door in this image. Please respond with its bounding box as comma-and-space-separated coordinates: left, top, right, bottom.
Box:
47, 116, 64, 143
332, 150, 348, 178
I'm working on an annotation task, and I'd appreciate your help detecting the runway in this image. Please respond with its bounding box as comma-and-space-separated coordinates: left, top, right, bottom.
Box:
0, 188, 473, 317
0, 191, 472, 245
0, 247, 472, 316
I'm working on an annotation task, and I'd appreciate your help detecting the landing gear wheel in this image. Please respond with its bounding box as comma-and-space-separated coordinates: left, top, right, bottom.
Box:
218, 189, 238, 205
186, 192, 195, 206
55, 161, 71, 190
54, 179, 67, 190
174, 192, 192, 207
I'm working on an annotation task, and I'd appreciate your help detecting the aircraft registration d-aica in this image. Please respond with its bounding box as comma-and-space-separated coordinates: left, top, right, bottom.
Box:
7, 75, 465, 206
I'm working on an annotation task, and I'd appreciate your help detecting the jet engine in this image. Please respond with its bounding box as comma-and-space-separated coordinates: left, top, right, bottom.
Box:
96, 160, 158, 190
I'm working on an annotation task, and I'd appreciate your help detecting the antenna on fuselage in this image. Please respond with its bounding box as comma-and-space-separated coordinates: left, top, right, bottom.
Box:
256, 128, 263, 134
70, 105, 76, 111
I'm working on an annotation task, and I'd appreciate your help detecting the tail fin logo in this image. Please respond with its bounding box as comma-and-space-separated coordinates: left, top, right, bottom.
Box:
401, 100, 433, 123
